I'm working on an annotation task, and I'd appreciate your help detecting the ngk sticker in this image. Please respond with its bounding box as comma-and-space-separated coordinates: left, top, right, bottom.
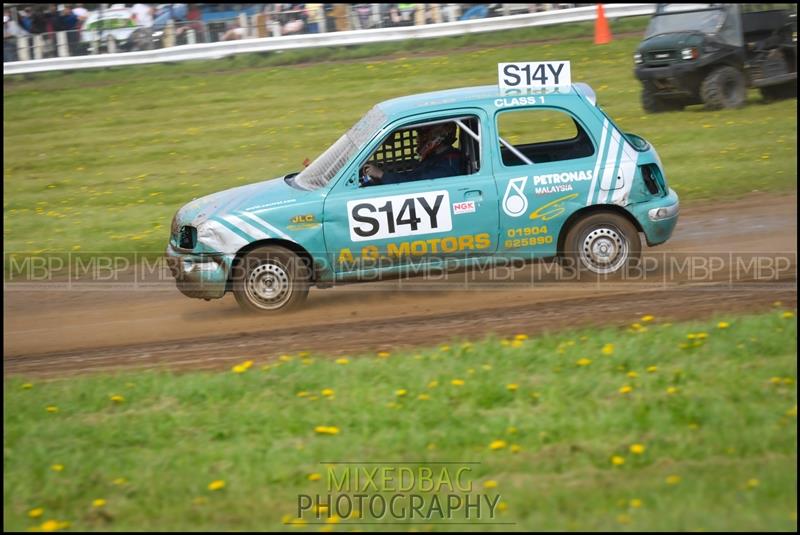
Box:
452, 201, 476, 215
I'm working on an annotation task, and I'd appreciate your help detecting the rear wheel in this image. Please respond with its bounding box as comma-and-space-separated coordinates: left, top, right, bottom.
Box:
232, 245, 310, 313
560, 212, 642, 281
701, 66, 747, 110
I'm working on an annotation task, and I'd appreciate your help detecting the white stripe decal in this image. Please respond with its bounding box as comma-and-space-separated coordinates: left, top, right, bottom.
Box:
598, 129, 621, 202
240, 211, 293, 240
196, 220, 249, 253
223, 214, 271, 241
586, 119, 609, 206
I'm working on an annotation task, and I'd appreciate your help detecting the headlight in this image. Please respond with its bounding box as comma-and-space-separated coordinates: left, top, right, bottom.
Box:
681, 47, 699, 60
634, 52, 643, 64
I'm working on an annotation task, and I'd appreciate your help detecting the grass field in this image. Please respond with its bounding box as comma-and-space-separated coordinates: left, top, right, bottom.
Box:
3, 309, 797, 531
3, 17, 797, 258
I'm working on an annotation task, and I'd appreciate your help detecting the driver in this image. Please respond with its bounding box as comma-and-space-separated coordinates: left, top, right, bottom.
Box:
362, 122, 466, 185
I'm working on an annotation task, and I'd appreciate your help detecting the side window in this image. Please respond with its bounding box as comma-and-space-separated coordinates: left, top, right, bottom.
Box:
496, 108, 595, 167
360, 116, 481, 187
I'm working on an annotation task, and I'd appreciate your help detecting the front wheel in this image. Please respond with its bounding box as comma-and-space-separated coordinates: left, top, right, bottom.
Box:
560, 212, 642, 280
700, 66, 747, 110
641, 82, 684, 113
232, 245, 310, 313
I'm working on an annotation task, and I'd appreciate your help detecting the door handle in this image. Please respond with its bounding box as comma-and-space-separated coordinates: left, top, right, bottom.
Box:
464, 189, 482, 200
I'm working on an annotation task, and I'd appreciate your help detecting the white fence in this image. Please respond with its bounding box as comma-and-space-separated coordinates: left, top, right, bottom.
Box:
3, 4, 655, 76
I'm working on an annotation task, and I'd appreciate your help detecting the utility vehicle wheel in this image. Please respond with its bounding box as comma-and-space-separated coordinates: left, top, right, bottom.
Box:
641, 83, 684, 113
701, 66, 747, 110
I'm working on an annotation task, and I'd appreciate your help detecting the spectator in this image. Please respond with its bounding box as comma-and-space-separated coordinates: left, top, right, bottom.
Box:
280, 4, 307, 35
222, 21, 246, 41
4, 8, 28, 62
131, 3, 155, 28
305, 3, 324, 33
54, 4, 79, 56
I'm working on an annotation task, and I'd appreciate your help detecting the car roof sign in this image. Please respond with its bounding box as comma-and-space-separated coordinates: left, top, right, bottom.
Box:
498, 61, 571, 89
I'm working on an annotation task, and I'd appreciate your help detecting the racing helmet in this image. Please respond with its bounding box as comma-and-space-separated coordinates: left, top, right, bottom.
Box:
416, 122, 457, 161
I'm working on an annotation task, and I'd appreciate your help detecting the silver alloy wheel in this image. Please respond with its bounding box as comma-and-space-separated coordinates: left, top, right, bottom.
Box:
244, 262, 292, 310
579, 225, 629, 274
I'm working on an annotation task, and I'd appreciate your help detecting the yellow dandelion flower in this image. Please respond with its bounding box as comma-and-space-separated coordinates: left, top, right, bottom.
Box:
786, 405, 797, 417
451, 379, 465, 386
314, 426, 340, 435
641, 315, 655, 323
325, 514, 340, 524
321, 388, 334, 397
647, 366, 658, 373
489, 439, 508, 450
510, 340, 524, 348
506, 383, 518, 392
28, 508, 44, 518
497, 501, 509, 512
773, 301, 783, 307
417, 393, 430, 401
507, 426, 518, 434
296, 391, 310, 398
207, 480, 225, 491
377, 351, 390, 358
780, 310, 794, 319
307, 473, 321, 481
22, 383, 33, 389
92, 499, 106, 508
39, 520, 69, 532
500, 339, 510, 346
279, 355, 293, 362
619, 385, 633, 395
665, 474, 681, 485
231, 364, 248, 374
510, 444, 521, 453
483, 480, 498, 489
666, 386, 679, 395
746, 478, 759, 489
335, 358, 349, 365
717, 321, 730, 329
242, 360, 253, 369
51, 464, 64, 472
46, 406, 59, 413
602, 343, 614, 355
110, 394, 125, 403
439, 345, 450, 352
629, 443, 646, 455
112, 477, 127, 485
395, 389, 408, 397
629, 498, 643, 508
428, 380, 439, 388
514, 334, 529, 341
627, 371, 638, 379
577, 358, 592, 367
611, 455, 625, 466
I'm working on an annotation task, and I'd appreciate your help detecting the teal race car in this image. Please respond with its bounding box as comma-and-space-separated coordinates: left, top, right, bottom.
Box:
166, 63, 679, 312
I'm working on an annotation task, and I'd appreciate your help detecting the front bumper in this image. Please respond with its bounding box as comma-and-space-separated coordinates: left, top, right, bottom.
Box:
628, 188, 680, 247
165, 243, 232, 299
635, 63, 700, 97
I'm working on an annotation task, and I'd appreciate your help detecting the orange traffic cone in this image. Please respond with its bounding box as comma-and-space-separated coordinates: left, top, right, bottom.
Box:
594, 4, 612, 45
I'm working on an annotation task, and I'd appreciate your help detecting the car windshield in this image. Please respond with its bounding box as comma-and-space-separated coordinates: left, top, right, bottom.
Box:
293, 106, 387, 191
645, 5, 727, 38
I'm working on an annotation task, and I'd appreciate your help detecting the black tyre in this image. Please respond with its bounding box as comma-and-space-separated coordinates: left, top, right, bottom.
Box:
560, 212, 642, 281
232, 245, 310, 313
760, 80, 797, 102
700, 66, 747, 110
641, 83, 684, 113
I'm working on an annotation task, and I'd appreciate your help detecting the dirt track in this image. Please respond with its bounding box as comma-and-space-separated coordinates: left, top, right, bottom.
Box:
4, 193, 797, 377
